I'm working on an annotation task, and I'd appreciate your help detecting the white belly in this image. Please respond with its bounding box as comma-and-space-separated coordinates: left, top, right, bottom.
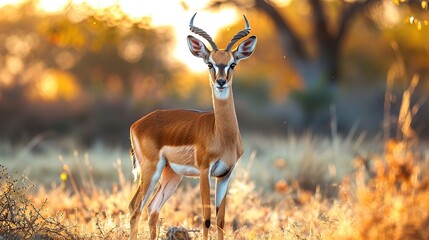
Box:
169, 162, 200, 176
161, 145, 231, 178
169, 160, 230, 178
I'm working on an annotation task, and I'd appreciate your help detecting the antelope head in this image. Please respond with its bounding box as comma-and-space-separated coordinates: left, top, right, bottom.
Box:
187, 13, 257, 100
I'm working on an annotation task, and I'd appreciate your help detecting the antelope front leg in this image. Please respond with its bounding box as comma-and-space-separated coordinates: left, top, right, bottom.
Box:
215, 169, 234, 240
200, 168, 211, 240
216, 196, 226, 240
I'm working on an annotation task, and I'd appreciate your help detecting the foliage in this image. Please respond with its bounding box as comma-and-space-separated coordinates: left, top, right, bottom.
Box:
0, 165, 76, 239
209, 0, 429, 129
1, 0, 429, 143
212, 0, 381, 87
0, 2, 177, 145
395, 0, 429, 30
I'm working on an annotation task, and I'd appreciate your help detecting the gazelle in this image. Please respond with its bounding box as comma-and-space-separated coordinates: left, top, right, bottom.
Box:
128, 13, 257, 240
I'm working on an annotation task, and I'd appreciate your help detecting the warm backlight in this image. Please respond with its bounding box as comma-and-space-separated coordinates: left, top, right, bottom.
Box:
0, 0, 239, 73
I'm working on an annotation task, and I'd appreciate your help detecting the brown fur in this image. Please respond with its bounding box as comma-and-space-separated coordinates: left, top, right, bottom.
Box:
129, 30, 256, 240
128, 96, 243, 240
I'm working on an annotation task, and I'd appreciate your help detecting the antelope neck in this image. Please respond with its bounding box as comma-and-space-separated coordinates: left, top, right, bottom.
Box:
212, 89, 239, 139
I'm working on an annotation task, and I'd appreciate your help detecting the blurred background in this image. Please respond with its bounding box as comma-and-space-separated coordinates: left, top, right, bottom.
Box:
0, 0, 428, 148
2, 3, 429, 238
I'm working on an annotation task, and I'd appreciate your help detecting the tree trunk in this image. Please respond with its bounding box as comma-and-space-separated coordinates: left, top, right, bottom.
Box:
210, 0, 380, 125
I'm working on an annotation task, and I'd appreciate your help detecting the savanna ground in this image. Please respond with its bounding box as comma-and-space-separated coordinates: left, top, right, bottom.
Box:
2, 95, 429, 240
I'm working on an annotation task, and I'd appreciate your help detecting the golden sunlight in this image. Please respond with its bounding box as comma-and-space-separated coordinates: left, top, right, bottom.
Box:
111, 0, 239, 72
1, 0, 239, 72
0, 0, 26, 8
31, 0, 239, 73
172, 8, 238, 73
271, 0, 292, 8
39, 73, 58, 100
37, 0, 69, 13
29, 69, 79, 101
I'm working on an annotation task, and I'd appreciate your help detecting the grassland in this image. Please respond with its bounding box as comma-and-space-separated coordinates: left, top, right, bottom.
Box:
1, 130, 429, 239
1, 73, 429, 239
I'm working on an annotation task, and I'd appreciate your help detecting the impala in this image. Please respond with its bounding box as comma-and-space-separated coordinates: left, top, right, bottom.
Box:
128, 13, 257, 240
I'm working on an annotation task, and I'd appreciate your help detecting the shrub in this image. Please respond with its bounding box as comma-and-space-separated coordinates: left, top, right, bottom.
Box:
0, 165, 76, 239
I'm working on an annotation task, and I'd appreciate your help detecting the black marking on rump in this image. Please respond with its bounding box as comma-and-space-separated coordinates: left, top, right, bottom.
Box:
130, 148, 137, 169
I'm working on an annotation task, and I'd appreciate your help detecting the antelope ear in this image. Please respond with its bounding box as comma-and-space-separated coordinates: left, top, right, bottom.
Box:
187, 35, 210, 59
233, 36, 257, 61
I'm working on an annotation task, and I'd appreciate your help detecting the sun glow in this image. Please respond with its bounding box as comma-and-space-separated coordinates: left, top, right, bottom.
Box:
171, 8, 239, 73
18, 0, 239, 73
111, 0, 239, 72
114, 0, 239, 73
37, 0, 69, 13
29, 69, 79, 101
0, 0, 26, 8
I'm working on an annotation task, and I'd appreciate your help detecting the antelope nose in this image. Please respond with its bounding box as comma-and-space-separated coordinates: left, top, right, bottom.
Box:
216, 79, 226, 87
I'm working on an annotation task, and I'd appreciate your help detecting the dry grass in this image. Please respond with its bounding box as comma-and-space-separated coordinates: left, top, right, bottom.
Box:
1, 131, 428, 239
0, 165, 76, 239
1, 72, 429, 239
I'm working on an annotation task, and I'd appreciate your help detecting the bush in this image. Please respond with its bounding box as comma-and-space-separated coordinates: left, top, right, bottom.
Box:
0, 165, 76, 239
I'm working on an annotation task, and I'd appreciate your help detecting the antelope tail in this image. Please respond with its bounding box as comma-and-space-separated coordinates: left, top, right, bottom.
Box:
130, 147, 140, 182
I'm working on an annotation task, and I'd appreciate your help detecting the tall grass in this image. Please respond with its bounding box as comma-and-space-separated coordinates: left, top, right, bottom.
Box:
2, 126, 428, 239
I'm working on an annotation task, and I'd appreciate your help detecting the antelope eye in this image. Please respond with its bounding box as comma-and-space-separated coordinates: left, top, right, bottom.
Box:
230, 63, 236, 69
207, 62, 214, 69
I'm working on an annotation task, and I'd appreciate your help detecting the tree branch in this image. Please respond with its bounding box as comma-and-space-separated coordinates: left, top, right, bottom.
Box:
253, 0, 308, 61
336, 0, 381, 46
209, 0, 308, 61
308, 0, 333, 52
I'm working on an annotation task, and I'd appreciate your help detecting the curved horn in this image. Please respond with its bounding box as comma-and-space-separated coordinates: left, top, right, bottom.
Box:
226, 15, 251, 51
189, 13, 218, 51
